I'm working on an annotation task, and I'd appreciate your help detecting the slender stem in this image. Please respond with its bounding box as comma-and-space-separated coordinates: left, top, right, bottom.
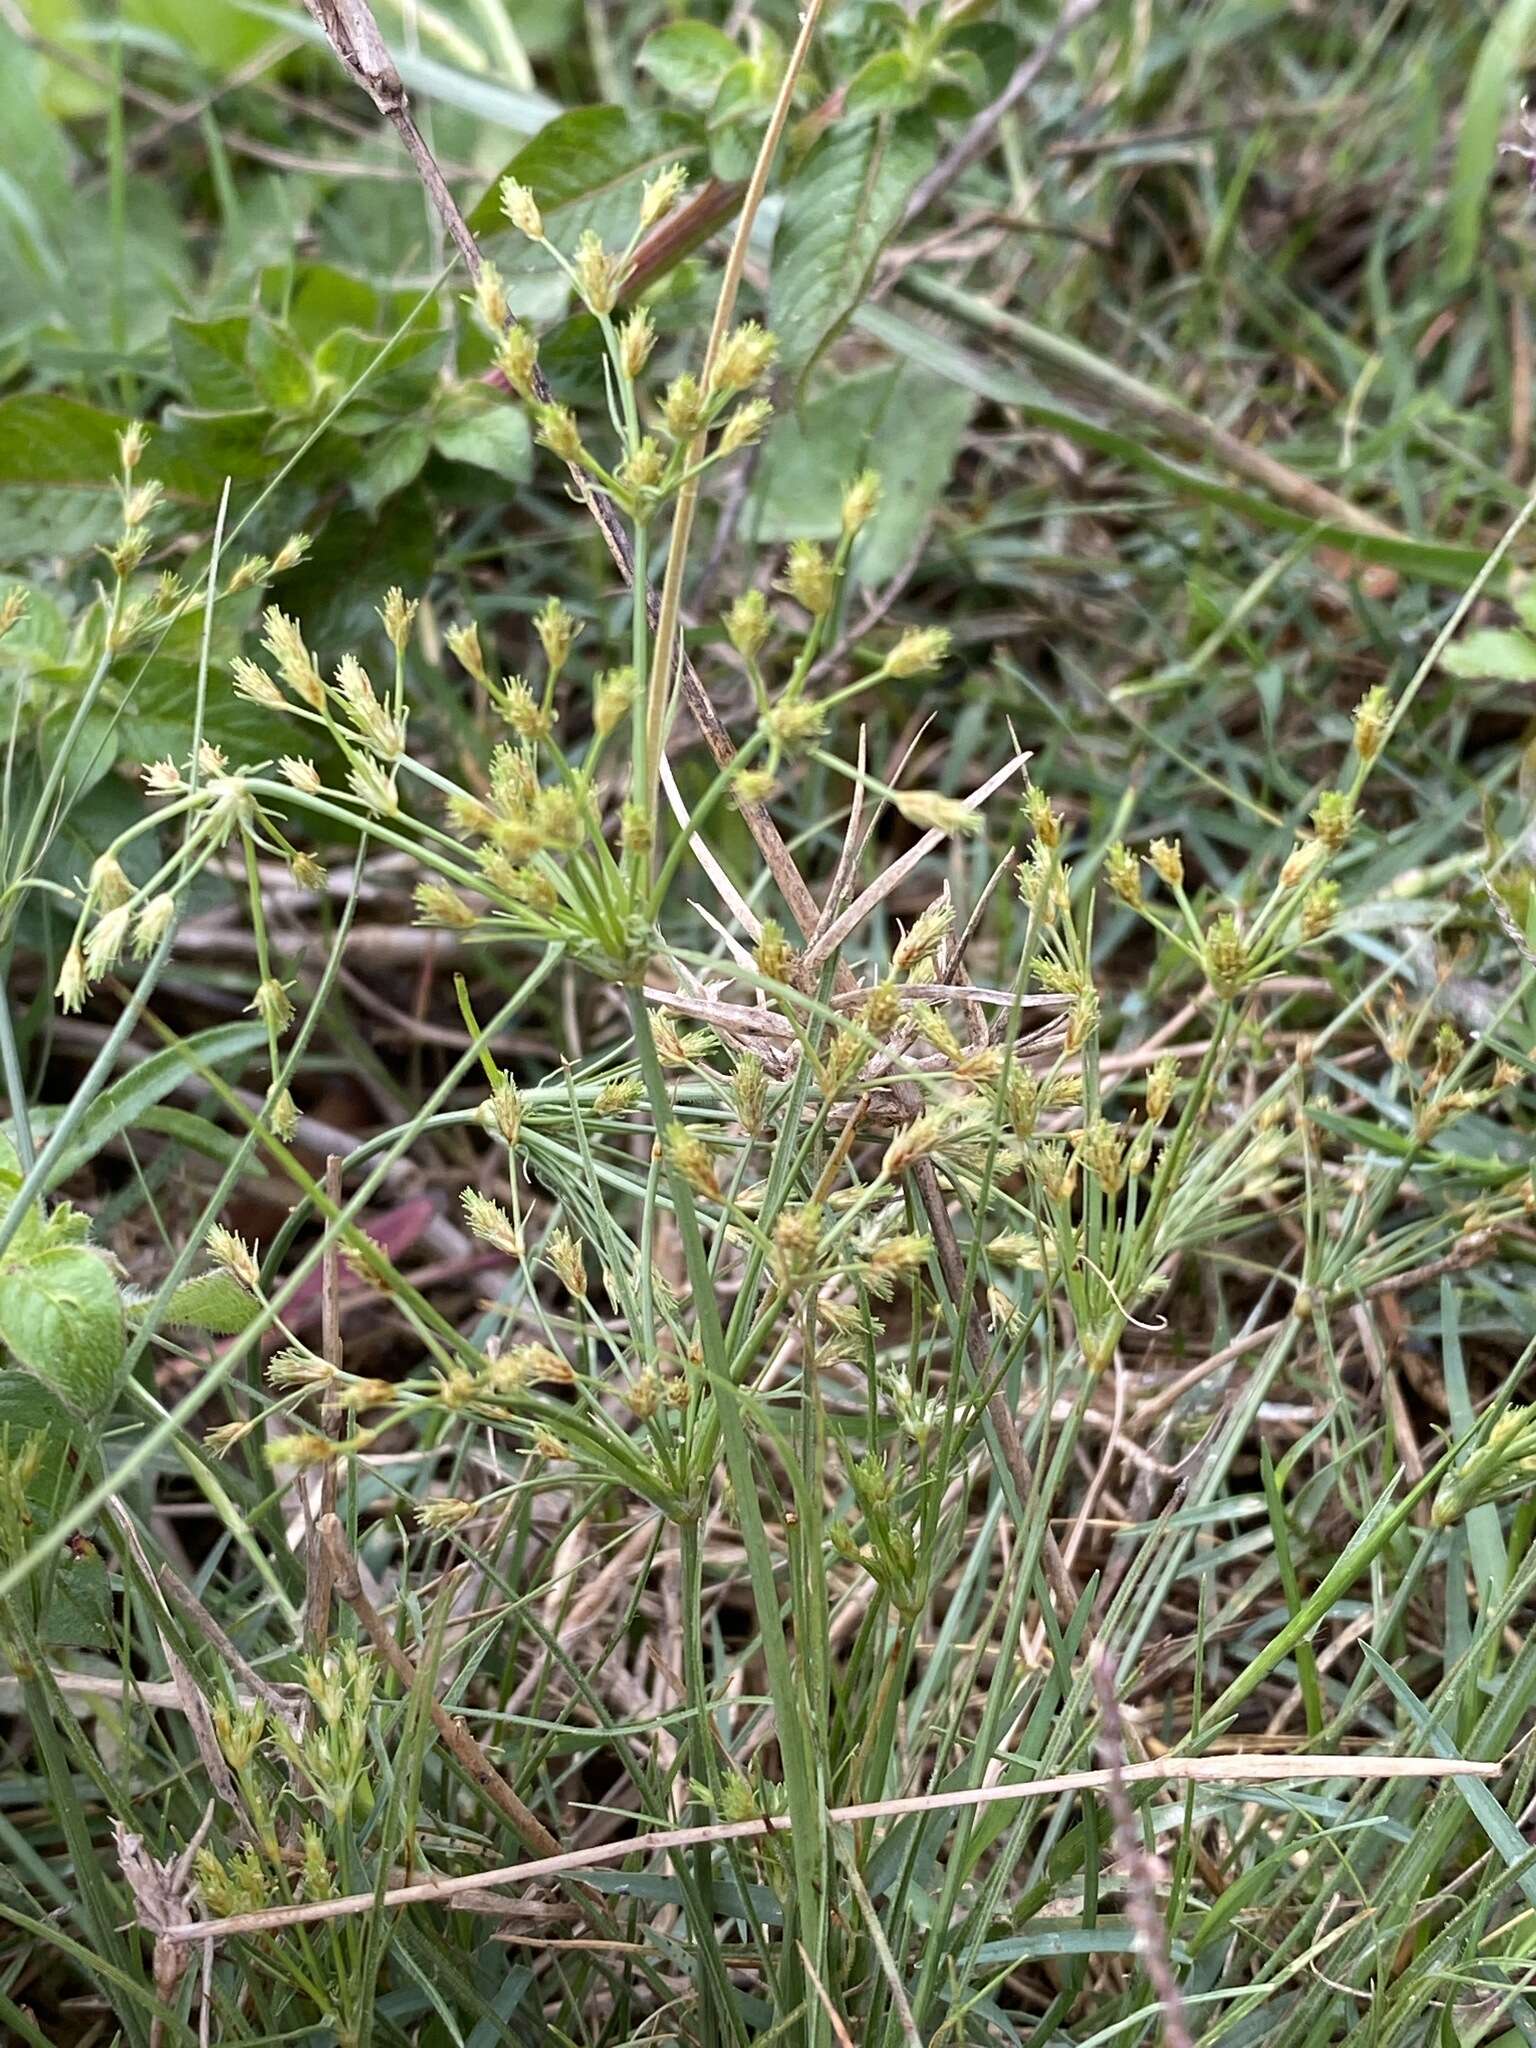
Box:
626, 988, 828, 2034
0, 935, 33, 1171
640, 0, 830, 827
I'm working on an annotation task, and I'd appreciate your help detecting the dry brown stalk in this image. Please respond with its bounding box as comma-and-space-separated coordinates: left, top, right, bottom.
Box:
162, 1750, 1496, 1945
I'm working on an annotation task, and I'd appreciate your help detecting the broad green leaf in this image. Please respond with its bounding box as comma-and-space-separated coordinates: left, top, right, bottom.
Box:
639, 22, 740, 106
0, 1368, 76, 1514
152, 1270, 260, 1336
115, 658, 296, 765
0, 393, 229, 503
0, 1137, 42, 1262
432, 395, 533, 483
750, 363, 972, 583
467, 106, 705, 236
1439, 627, 1536, 682
769, 112, 936, 379
125, 0, 279, 69
845, 51, 919, 115
41, 1543, 112, 1650
246, 315, 317, 415
279, 496, 437, 648
354, 419, 433, 515
0, 1245, 124, 1416
170, 315, 257, 412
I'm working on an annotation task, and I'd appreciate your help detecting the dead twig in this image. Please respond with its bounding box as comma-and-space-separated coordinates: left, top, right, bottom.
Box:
163, 1750, 1497, 1944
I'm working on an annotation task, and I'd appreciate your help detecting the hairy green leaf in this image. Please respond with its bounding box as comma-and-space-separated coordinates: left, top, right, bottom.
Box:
769, 112, 935, 380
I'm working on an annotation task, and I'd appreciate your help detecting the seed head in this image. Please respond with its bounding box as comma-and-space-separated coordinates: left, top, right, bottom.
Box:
337, 653, 404, 756
418, 1497, 475, 1534
1146, 837, 1184, 888
546, 1227, 587, 1299
754, 917, 796, 983
864, 1232, 931, 1297
720, 398, 772, 454
732, 1053, 770, 1136
842, 469, 882, 534
496, 325, 539, 398
89, 853, 134, 912
1146, 1055, 1178, 1123
536, 404, 586, 466
379, 586, 418, 652
500, 177, 544, 239
55, 941, 88, 1013
231, 656, 285, 708
84, 905, 131, 977
269, 1089, 300, 1141
711, 321, 777, 396
733, 766, 778, 808
484, 1079, 523, 1147
1352, 685, 1390, 763
772, 1205, 823, 1292
1279, 837, 1322, 889
472, 260, 510, 333
895, 790, 983, 838
893, 897, 953, 975
123, 480, 163, 527
271, 532, 310, 574
1034, 1140, 1077, 1203
762, 695, 827, 754
779, 540, 834, 616
594, 1073, 644, 1116
666, 1123, 720, 1201
862, 980, 902, 1037
1075, 1116, 1127, 1195
132, 892, 177, 958
260, 608, 325, 709
1311, 789, 1354, 852
207, 1225, 262, 1292
661, 372, 708, 439
249, 977, 296, 1034
0, 587, 28, 638
594, 664, 635, 736
882, 1111, 947, 1178
1104, 841, 1141, 907
280, 755, 322, 794
213, 1699, 266, 1773
886, 626, 950, 678
499, 676, 550, 742
572, 229, 623, 314
1203, 913, 1249, 998
445, 621, 487, 685
618, 437, 667, 493
1301, 880, 1340, 941
461, 1189, 522, 1257
640, 162, 688, 227
118, 421, 148, 470
725, 587, 770, 659
226, 553, 268, 594
619, 307, 656, 379
346, 759, 399, 816
1024, 786, 1063, 849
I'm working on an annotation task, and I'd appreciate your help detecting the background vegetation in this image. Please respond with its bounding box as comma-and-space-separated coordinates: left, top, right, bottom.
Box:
5, 0, 1536, 2041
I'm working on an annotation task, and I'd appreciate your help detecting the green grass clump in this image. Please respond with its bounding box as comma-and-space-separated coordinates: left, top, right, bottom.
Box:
7, 2, 1536, 2043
